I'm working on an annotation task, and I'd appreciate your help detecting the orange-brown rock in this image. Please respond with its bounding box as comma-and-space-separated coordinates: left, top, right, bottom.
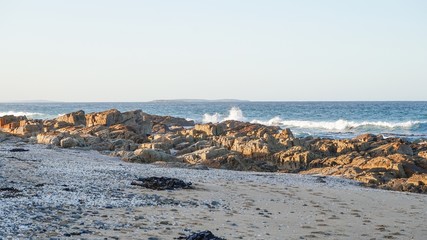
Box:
56, 110, 86, 126
194, 123, 224, 136
368, 142, 413, 157
407, 173, 427, 186
86, 109, 123, 127
272, 146, 320, 172
0, 115, 27, 128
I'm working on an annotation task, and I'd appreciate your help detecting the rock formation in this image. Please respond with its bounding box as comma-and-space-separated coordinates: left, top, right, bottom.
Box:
1, 109, 427, 193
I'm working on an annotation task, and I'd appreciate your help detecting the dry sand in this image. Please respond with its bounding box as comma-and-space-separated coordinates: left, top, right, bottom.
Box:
0, 137, 426, 239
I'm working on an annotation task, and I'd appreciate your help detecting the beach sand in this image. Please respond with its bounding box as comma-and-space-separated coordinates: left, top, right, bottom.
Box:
1, 137, 426, 239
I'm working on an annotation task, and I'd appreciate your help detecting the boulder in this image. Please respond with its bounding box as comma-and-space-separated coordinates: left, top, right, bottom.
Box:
60, 137, 80, 148
37, 132, 65, 146
56, 110, 86, 126
108, 124, 147, 143
230, 138, 273, 158
121, 110, 153, 135
273, 146, 320, 172
176, 140, 214, 155
128, 148, 178, 163
0, 116, 42, 136
86, 109, 122, 127
12, 120, 43, 136
178, 146, 230, 164
0, 115, 27, 128
359, 156, 406, 178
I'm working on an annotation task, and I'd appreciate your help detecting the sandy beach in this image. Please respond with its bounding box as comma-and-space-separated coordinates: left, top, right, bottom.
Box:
0, 136, 426, 239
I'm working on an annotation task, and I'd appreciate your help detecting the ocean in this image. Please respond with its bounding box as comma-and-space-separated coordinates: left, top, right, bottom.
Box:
1, 101, 427, 140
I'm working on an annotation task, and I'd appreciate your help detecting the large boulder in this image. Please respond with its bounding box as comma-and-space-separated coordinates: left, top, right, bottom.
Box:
13, 120, 43, 136
37, 132, 66, 146
121, 110, 153, 135
86, 109, 123, 127
0, 116, 43, 136
273, 146, 320, 172
0, 115, 27, 128
126, 148, 178, 163
60, 137, 80, 148
56, 110, 86, 126
230, 138, 273, 158
178, 146, 230, 164
108, 124, 147, 143
359, 156, 407, 178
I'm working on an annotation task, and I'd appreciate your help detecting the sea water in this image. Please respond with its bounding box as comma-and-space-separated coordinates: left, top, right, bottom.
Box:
1, 101, 427, 140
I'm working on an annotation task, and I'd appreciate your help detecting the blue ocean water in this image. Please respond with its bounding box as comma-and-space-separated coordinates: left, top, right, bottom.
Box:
1, 102, 427, 140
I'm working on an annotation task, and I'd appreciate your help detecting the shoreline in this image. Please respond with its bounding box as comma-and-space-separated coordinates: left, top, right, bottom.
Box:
0, 108, 427, 195
1, 138, 426, 239
2, 102, 427, 141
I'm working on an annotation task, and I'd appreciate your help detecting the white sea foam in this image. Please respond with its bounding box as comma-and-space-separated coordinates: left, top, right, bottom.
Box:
251, 117, 424, 131
223, 107, 247, 122
202, 112, 222, 123
202, 108, 424, 131
0, 111, 43, 117
202, 107, 247, 123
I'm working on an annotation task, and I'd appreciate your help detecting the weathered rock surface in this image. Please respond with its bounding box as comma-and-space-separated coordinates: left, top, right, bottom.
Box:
125, 148, 179, 163
56, 110, 86, 126
2, 109, 427, 193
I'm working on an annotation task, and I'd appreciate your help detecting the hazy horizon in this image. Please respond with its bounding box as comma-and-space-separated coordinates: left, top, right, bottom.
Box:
3, 99, 427, 104
1, 0, 426, 102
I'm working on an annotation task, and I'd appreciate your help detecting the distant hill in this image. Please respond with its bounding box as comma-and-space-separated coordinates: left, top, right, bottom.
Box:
150, 99, 250, 103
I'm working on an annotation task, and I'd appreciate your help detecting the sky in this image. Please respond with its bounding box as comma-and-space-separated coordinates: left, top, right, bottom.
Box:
0, 0, 426, 102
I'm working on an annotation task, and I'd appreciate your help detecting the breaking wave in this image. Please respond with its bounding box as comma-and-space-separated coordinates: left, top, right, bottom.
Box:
202, 107, 247, 123
0, 111, 43, 117
201, 107, 426, 134
251, 118, 426, 131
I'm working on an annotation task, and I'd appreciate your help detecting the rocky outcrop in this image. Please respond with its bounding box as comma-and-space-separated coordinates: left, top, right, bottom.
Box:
2, 109, 427, 194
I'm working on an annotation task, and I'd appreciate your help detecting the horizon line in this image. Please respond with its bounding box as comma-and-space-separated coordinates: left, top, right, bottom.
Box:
2, 99, 427, 103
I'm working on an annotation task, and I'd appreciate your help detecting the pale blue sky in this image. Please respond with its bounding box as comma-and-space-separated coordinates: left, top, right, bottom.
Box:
0, 0, 426, 102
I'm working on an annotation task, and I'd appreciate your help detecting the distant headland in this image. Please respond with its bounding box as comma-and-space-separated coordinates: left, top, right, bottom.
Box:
150, 99, 250, 103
